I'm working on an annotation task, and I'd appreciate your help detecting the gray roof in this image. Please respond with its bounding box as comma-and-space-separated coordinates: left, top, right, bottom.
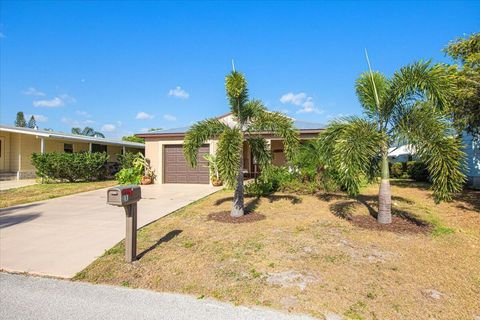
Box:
142, 120, 324, 135
292, 120, 325, 130
0, 124, 145, 148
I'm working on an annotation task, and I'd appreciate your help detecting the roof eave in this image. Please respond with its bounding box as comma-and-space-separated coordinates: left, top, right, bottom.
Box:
136, 128, 324, 139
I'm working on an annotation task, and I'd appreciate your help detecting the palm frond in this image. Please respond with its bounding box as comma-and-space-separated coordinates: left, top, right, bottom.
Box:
225, 71, 248, 120
248, 110, 299, 160
388, 61, 454, 112
241, 99, 266, 123
318, 117, 384, 195
393, 102, 466, 202
246, 136, 271, 167
183, 119, 228, 167
355, 71, 390, 120
216, 127, 243, 188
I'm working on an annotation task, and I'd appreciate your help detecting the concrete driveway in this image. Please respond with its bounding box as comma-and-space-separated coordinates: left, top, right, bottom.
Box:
0, 184, 219, 278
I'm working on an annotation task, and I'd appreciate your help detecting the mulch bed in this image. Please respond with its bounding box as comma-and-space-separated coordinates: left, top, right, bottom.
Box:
349, 215, 432, 234
207, 211, 266, 224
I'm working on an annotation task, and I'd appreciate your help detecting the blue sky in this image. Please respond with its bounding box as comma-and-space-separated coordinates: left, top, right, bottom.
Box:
1, 1, 479, 138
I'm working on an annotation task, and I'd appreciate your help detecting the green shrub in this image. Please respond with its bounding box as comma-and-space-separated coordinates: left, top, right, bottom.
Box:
115, 167, 143, 185
245, 166, 294, 196
31, 152, 109, 182
117, 152, 142, 169
291, 141, 322, 182
390, 162, 405, 178
407, 161, 429, 181
278, 179, 321, 194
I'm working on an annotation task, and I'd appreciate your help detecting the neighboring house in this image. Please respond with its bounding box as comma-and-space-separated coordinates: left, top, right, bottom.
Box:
136, 113, 324, 184
463, 133, 480, 189
0, 124, 145, 180
388, 145, 415, 163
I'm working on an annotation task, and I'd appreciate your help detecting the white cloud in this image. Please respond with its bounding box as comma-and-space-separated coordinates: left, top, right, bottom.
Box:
136, 111, 154, 120
76, 110, 90, 117
101, 124, 116, 132
163, 114, 177, 121
33, 93, 75, 108
61, 117, 94, 127
168, 86, 189, 99
327, 113, 350, 119
0, 32, 5, 39
23, 87, 45, 96
59, 94, 76, 103
139, 127, 150, 133
26, 114, 48, 122
297, 97, 323, 114
280, 92, 307, 106
33, 97, 64, 107
61, 117, 80, 127
280, 91, 323, 114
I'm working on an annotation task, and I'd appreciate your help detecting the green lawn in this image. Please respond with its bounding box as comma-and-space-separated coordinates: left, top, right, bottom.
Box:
0, 180, 117, 208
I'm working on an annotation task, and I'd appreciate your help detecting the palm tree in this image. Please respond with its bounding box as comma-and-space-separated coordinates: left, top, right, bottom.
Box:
319, 60, 466, 224
184, 70, 299, 217
71, 126, 105, 138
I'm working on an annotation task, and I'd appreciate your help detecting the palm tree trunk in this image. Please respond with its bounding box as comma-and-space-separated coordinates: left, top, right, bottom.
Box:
378, 150, 392, 224
231, 154, 244, 217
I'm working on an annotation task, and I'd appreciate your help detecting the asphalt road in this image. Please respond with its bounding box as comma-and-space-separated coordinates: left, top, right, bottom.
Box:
0, 273, 314, 320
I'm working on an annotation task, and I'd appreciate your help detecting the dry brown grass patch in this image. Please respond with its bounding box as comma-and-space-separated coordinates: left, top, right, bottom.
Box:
75, 181, 480, 320
207, 211, 266, 223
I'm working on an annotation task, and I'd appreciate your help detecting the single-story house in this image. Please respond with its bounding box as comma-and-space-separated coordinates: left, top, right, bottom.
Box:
0, 124, 145, 180
136, 113, 324, 184
388, 145, 415, 163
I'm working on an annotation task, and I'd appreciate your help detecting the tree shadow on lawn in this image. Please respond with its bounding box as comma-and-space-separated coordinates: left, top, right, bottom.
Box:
453, 188, 480, 213
214, 194, 302, 214
317, 192, 414, 206
390, 179, 431, 190
371, 179, 479, 213
137, 229, 183, 260
328, 195, 431, 234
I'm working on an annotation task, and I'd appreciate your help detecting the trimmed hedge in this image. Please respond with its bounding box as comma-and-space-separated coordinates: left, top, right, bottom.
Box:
117, 152, 142, 169
31, 152, 109, 182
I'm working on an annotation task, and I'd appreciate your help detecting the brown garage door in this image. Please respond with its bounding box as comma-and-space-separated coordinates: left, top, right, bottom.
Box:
164, 144, 210, 184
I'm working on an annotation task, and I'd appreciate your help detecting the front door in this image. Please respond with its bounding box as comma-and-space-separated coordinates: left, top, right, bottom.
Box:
0, 137, 5, 171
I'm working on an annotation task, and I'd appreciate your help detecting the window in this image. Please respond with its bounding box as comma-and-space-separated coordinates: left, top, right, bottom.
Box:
64, 143, 73, 153
92, 144, 107, 153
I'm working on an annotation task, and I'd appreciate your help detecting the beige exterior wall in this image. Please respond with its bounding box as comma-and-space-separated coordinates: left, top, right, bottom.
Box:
271, 140, 287, 166
10, 132, 21, 172
0, 131, 12, 171
74, 142, 89, 152
144, 137, 217, 184
107, 145, 122, 162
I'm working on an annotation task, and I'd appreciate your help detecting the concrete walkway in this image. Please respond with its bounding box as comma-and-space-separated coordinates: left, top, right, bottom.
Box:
0, 273, 314, 320
0, 179, 36, 191
0, 184, 219, 278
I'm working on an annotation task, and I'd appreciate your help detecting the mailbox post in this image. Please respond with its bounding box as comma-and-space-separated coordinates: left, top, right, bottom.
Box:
107, 185, 142, 262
